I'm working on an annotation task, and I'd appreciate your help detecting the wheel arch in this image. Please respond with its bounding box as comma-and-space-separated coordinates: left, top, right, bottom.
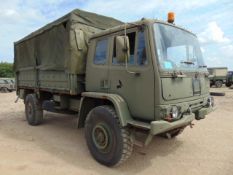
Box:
77, 92, 132, 128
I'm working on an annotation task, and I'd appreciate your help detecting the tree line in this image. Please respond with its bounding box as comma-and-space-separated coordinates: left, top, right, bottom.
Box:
0, 62, 14, 78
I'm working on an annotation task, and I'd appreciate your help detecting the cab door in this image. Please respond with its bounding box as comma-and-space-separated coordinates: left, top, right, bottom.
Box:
108, 28, 155, 121
86, 37, 110, 92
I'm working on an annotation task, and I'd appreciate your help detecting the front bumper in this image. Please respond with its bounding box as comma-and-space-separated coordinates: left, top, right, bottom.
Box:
150, 105, 215, 135
150, 113, 195, 135
129, 105, 215, 146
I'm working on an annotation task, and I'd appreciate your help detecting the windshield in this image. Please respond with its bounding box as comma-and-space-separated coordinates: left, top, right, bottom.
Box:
154, 23, 205, 71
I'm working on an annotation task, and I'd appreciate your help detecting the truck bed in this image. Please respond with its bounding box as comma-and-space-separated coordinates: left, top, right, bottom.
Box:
17, 67, 84, 95
14, 9, 122, 95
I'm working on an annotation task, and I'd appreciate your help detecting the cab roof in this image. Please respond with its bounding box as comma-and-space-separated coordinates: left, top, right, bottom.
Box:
90, 18, 196, 39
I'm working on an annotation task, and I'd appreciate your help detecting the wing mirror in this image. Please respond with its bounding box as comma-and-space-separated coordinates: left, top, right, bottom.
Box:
115, 36, 130, 63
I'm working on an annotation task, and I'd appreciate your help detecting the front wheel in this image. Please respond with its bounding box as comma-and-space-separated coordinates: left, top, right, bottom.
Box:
84, 105, 133, 166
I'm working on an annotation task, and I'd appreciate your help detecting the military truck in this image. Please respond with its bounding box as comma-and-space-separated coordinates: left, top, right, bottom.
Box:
226, 71, 233, 87
14, 9, 214, 166
0, 78, 15, 92
207, 67, 228, 88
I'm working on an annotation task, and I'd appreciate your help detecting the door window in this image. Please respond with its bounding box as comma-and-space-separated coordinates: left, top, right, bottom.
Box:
94, 39, 108, 65
137, 31, 147, 65
112, 31, 147, 66
112, 32, 136, 65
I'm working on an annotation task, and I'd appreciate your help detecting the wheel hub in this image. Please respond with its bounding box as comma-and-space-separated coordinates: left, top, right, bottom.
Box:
92, 123, 110, 151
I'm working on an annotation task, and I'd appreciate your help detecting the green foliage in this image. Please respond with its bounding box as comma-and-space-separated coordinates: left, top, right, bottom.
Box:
0, 62, 14, 78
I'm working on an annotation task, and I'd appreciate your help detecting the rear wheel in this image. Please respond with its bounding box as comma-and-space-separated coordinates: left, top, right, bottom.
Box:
25, 94, 43, 126
215, 81, 223, 88
84, 105, 133, 166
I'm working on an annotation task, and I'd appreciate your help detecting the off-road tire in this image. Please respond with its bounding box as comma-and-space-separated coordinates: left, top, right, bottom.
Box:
84, 105, 133, 167
215, 81, 223, 88
159, 128, 184, 139
25, 94, 43, 126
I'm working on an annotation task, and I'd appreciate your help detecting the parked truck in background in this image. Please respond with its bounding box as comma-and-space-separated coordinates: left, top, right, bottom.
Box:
208, 67, 228, 88
0, 78, 15, 92
14, 9, 214, 166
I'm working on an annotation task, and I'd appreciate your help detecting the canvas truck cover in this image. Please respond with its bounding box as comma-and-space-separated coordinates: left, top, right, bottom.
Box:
208, 67, 228, 77
14, 9, 123, 74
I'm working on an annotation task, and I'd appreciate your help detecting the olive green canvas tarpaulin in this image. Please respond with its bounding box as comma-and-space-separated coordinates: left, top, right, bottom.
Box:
14, 9, 123, 74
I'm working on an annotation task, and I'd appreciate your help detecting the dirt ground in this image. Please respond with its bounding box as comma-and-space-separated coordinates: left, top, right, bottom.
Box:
0, 88, 232, 175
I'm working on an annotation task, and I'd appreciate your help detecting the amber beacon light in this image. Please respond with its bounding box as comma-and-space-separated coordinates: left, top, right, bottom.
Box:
167, 12, 175, 23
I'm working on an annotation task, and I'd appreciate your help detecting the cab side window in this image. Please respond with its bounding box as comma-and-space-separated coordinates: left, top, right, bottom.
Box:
137, 31, 147, 65
112, 31, 147, 66
127, 32, 136, 64
94, 39, 108, 65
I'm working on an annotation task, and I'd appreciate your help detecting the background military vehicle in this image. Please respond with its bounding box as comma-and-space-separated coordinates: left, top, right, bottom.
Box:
14, 9, 214, 166
0, 78, 15, 92
208, 67, 228, 88
226, 71, 233, 87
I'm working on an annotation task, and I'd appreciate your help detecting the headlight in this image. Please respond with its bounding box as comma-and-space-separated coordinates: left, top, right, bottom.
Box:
171, 106, 179, 119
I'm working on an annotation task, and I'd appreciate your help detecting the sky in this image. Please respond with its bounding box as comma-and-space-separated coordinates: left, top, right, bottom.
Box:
0, 0, 233, 69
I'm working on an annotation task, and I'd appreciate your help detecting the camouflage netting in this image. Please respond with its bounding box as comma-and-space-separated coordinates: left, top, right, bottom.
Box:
14, 9, 123, 74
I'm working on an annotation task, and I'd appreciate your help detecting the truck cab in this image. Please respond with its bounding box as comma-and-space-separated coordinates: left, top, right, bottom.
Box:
78, 19, 214, 165
86, 19, 213, 126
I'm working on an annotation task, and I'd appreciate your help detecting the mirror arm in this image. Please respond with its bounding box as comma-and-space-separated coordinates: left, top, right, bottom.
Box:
123, 23, 140, 77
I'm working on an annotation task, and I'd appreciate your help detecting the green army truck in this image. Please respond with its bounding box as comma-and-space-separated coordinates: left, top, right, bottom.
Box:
0, 78, 15, 92
208, 67, 228, 88
14, 9, 214, 166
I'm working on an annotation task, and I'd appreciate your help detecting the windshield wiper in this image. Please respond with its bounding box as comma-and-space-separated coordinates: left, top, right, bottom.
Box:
180, 61, 194, 65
